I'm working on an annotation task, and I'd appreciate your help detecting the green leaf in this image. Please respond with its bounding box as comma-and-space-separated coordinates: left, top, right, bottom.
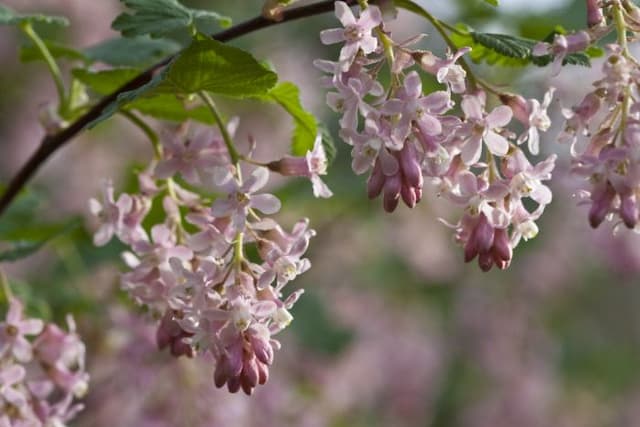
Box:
483, 0, 499, 6
585, 45, 605, 58
0, 4, 69, 27
471, 32, 531, 59
450, 24, 593, 68
164, 38, 278, 97
86, 38, 278, 128
112, 0, 231, 39
72, 68, 141, 95
84, 36, 181, 68
128, 96, 214, 123
264, 82, 318, 156
0, 221, 78, 263
318, 125, 337, 165
86, 67, 168, 129
20, 40, 88, 63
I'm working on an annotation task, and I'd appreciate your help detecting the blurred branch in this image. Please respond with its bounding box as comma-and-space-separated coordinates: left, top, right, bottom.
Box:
0, 0, 356, 218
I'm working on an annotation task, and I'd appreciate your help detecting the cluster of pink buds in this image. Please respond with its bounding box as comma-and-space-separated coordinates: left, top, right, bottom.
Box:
90, 119, 327, 394
0, 297, 88, 426
560, 1, 640, 231
317, 1, 557, 270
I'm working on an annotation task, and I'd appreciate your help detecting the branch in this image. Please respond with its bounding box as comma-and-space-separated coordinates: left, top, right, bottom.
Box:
0, 0, 354, 218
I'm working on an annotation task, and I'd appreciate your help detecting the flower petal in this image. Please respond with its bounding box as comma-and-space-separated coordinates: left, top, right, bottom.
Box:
251, 194, 281, 214
320, 28, 345, 45
484, 131, 509, 156
461, 135, 483, 165
335, 1, 356, 26
486, 105, 513, 128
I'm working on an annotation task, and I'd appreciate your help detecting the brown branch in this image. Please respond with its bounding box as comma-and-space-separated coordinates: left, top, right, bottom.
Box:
0, 0, 355, 218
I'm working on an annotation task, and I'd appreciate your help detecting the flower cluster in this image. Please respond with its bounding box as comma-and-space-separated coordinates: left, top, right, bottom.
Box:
0, 297, 88, 426
317, 1, 557, 270
90, 119, 324, 394
560, 1, 640, 231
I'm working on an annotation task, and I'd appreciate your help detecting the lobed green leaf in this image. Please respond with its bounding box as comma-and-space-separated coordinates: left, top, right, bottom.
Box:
20, 40, 88, 64
0, 4, 69, 27
85, 38, 277, 128
72, 68, 141, 95
86, 68, 168, 129
163, 38, 278, 97
264, 82, 318, 156
111, 0, 231, 39
84, 36, 180, 68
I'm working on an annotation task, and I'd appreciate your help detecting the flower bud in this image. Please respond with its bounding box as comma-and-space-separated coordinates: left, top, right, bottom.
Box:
588, 182, 616, 228
383, 173, 402, 212
586, 0, 605, 27
620, 192, 639, 229
267, 156, 311, 177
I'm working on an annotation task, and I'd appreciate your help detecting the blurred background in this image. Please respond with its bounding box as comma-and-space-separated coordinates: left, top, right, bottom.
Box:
2, 0, 640, 426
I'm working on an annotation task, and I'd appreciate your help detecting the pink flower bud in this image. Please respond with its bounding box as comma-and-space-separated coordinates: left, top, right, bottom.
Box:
227, 376, 241, 393
500, 93, 529, 125
383, 173, 402, 212
491, 228, 513, 266
474, 214, 495, 254
589, 182, 616, 228
268, 156, 311, 177
478, 252, 494, 272
586, 0, 605, 27
565, 31, 591, 53
250, 334, 274, 365
257, 360, 269, 385
399, 142, 423, 188
241, 356, 259, 392
620, 192, 639, 229
401, 186, 417, 208
367, 160, 385, 199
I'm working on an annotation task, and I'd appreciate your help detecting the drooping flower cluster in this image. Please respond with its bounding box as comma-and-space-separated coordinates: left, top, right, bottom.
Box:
90, 119, 327, 394
0, 297, 88, 426
317, 1, 557, 270
559, 1, 640, 231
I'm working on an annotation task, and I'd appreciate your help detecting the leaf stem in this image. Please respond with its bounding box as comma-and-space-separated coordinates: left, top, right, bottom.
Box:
0, 269, 13, 303
20, 22, 67, 112
613, 1, 629, 55
198, 91, 241, 165
613, 1, 631, 141
234, 232, 244, 269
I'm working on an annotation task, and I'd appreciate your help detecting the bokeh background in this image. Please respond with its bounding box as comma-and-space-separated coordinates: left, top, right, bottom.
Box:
2, 0, 640, 426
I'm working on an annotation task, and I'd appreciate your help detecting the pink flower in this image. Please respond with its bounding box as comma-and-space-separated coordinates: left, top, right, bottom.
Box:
0, 298, 43, 362
319, 1, 382, 71
211, 168, 281, 238
326, 71, 382, 131
458, 92, 513, 165
418, 47, 471, 93
381, 71, 452, 149
532, 31, 591, 75
155, 122, 235, 185
89, 180, 146, 246
267, 135, 333, 198
0, 364, 28, 418
506, 88, 556, 155
32, 318, 89, 398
